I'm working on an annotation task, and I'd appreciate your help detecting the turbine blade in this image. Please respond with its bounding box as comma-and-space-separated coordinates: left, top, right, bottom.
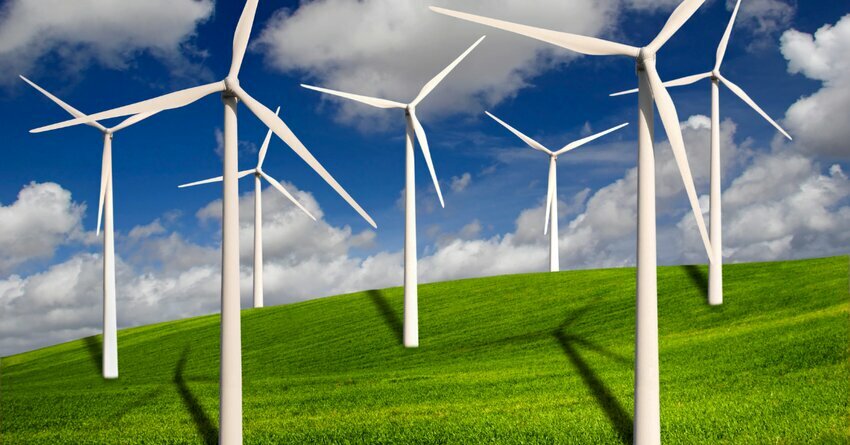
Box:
556, 122, 629, 155
411, 36, 486, 106
178, 169, 255, 188
301, 84, 406, 109
234, 85, 377, 228
610, 87, 639, 97
647, 0, 706, 53
645, 62, 713, 260
485, 111, 552, 154
20, 75, 108, 133
610, 72, 711, 97
96, 140, 110, 237
258, 170, 317, 221
257, 106, 281, 169
718, 74, 792, 140
408, 109, 444, 208
31, 81, 226, 133
429, 6, 640, 58
716, 0, 741, 71
108, 111, 158, 133
229, 0, 259, 78
544, 158, 555, 235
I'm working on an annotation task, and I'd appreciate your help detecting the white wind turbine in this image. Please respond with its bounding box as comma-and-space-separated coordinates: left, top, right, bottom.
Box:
610, 0, 792, 306
431, 2, 712, 443
301, 35, 485, 349
179, 106, 317, 309
30, 1, 376, 443
486, 111, 628, 272
21, 75, 157, 380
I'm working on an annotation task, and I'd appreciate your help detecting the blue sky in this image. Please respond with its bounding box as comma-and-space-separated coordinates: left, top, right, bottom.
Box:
1, 0, 849, 355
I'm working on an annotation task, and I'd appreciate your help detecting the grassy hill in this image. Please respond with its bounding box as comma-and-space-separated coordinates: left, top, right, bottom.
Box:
1, 256, 848, 444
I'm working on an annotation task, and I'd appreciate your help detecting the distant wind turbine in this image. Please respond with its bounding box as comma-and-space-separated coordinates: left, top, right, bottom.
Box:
610, 0, 792, 306
179, 106, 317, 309
29, 1, 376, 443
21, 75, 157, 380
431, 1, 712, 443
301, 35, 486, 348
486, 111, 627, 272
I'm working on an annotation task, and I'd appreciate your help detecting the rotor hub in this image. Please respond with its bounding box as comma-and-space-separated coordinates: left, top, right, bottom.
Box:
224, 76, 240, 93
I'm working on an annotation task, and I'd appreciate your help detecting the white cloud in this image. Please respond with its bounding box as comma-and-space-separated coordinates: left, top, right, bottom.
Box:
255, 0, 617, 126
0, 182, 85, 274
450, 172, 472, 192
0, 0, 213, 86
727, 0, 794, 36
781, 14, 850, 158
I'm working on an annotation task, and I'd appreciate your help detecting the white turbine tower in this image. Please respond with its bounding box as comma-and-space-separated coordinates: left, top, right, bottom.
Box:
431, 2, 713, 443
486, 111, 627, 272
610, 0, 792, 306
30, 1, 376, 443
301, 35, 485, 349
21, 75, 156, 380
179, 106, 317, 309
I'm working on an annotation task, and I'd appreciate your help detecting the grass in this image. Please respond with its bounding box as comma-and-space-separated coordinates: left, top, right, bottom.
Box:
1, 256, 848, 444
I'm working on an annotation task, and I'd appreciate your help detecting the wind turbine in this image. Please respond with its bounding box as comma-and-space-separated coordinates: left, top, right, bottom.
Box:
431, 2, 712, 443
610, 0, 792, 306
301, 35, 486, 349
179, 106, 317, 309
20, 75, 156, 380
486, 111, 628, 272
30, 1, 376, 443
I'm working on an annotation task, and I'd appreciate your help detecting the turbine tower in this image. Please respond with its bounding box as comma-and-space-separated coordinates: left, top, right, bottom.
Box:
179, 106, 317, 309
486, 111, 627, 272
301, 36, 485, 348
31, 1, 375, 443
611, 0, 792, 306
21, 75, 157, 380
431, 2, 712, 443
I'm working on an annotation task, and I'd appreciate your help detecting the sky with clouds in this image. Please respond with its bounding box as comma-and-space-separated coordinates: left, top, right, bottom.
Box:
0, 0, 848, 356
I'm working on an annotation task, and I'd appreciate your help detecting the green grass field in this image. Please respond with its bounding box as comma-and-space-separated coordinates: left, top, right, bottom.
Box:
1, 256, 848, 444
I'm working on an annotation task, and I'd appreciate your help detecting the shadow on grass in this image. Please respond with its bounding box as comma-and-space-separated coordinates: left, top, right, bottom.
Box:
174, 347, 217, 445
553, 308, 632, 444
83, 335, 102, 375
367, 289, 403, 343
109, 387, 164, 423
682, 265, 709, 301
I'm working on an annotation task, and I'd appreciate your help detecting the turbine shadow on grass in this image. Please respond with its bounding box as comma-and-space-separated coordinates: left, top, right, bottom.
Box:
82, 335, 102, 375
366, 289, 403, 343
553, 309, 632, 444
682, 264, 709, 301
174, 347, 218, 445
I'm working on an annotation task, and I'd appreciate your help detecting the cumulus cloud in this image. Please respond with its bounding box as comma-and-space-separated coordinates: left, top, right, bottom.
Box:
0, 182, 85, 274
450, 172, 472, 192
727, 0, 795, 37
0, 0, 213, 87
781, 14, 850, 158
256, 0, 617, 126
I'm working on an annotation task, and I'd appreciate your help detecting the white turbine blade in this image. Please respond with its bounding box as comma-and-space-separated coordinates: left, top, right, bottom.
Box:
411, 36, 486, 107
257, 106, 281, 169
429, 7, 639, 58
178, 169, 254, 188
646, 0, 706, 53
108, 111, 158, 133
234, 85, 377, 228
610, 72, 711, 97
408, 109, 445, 208
718, 74, 792, 140
485, 111, 552, 155
301, 84, 406, 109
258, 170, 317, 221
20, 75, 108, 133
716, 0, 741, 71
610, 87, 639, 97
544, 160, 555, 235
96, 141, 109, 237
229, 0, 259, 78
557, 123, 629, 155
645, 62, 713, 259
31, 81, 226, 133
